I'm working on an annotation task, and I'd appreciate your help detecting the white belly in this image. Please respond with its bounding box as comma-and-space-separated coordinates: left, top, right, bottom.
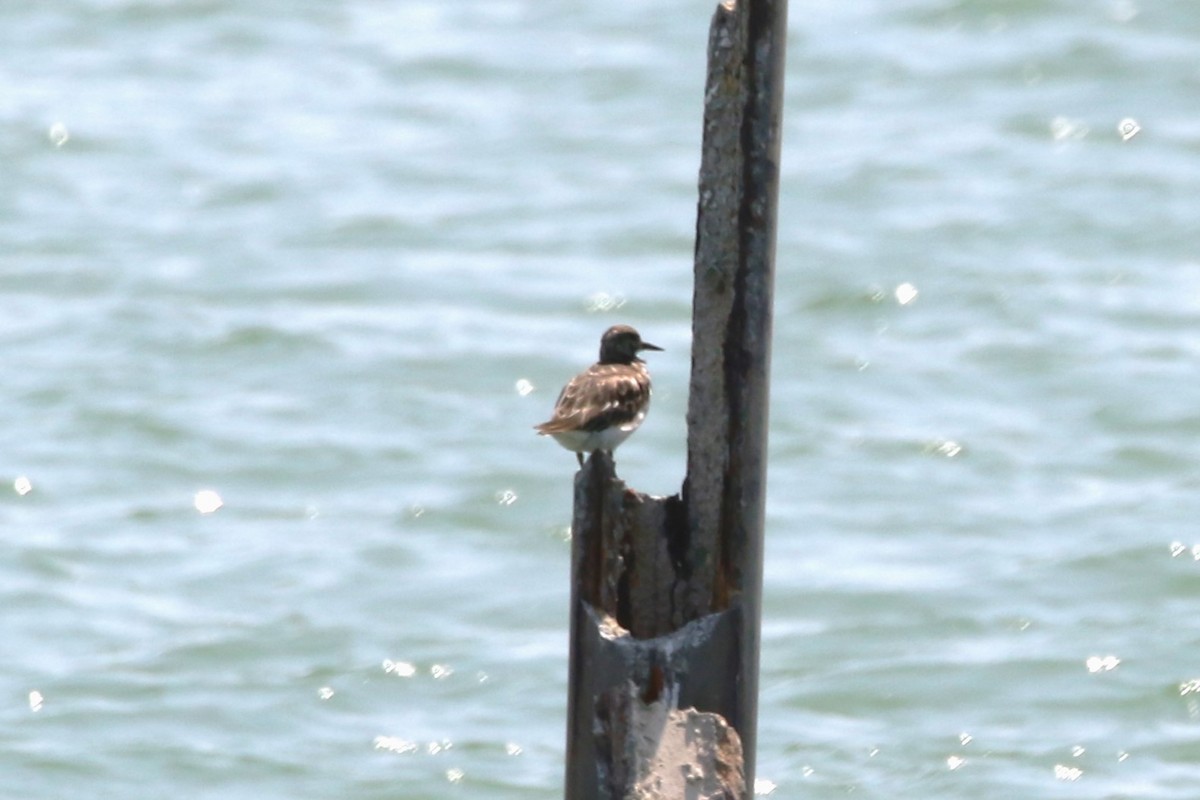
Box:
549, 409, 647, 454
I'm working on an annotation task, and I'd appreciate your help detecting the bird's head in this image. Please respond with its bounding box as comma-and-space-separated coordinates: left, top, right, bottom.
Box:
598, 325, 663, 365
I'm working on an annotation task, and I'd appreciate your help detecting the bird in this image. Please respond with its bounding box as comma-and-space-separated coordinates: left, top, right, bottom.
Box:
535, 325, 663, 467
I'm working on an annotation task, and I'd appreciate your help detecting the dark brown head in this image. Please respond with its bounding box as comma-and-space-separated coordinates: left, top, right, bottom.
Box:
597, 325, 662, 365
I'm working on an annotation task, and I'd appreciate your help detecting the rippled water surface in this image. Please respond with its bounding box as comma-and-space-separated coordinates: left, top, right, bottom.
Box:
4, 1, 1200, 797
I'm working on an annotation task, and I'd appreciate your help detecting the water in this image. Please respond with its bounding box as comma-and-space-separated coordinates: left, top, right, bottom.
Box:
3, 0, 1199, 797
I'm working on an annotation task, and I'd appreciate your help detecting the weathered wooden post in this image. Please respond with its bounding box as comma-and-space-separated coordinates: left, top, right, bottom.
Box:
564, 0, 786, 797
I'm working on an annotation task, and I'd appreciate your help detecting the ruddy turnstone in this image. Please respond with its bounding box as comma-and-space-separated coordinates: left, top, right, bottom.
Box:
535, 325, 662, 467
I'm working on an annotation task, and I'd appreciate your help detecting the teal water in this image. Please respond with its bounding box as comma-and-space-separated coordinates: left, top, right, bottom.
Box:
4, 1, 1200, 797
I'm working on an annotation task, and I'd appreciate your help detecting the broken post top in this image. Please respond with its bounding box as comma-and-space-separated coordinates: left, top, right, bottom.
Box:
569, 0, 784, 636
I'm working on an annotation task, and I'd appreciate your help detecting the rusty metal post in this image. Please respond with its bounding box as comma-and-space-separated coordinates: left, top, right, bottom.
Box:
564, 0, 786, 797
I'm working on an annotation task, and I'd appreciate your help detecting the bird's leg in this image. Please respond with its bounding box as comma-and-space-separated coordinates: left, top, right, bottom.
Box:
576, 452, 585, 468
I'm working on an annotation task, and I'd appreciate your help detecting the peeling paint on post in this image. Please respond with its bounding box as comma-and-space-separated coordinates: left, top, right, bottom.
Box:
564, 0, 786, 797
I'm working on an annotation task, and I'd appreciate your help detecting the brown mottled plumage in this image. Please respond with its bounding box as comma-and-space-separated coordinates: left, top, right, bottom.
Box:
535, 325, 662, 467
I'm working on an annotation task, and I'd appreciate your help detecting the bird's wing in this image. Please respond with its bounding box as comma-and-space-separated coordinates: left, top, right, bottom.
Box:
534, 364, 649, 434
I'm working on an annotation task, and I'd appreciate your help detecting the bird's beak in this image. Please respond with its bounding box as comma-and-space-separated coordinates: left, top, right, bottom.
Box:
639, 341, 663, 352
